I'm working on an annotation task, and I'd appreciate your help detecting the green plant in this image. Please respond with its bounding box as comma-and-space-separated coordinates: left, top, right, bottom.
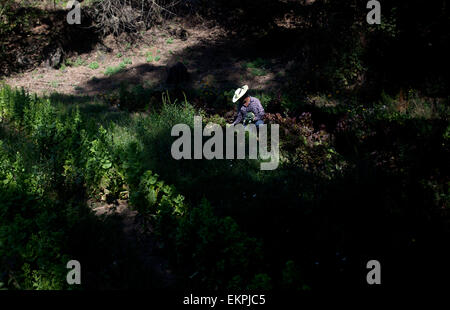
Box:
174, 199, 264, 289
74, 57, 86, 67
131, 170, 185, 215
250, 67, 266, 76
146, 52, 154, 62
281, 260, 306, 290
216, 89, 236, 108
1, 73, 447, 292
247, 273, 272, 291
0, 85, 269, 291
88, 61, 99, 70
0, 1, 14, 36
374, 7, 398, 38
242, 58, 269, 77
64, 59, 74, 66
104, 62, 127, 76
325, 40, 366, 90
204, 114, 226, 127
116, 83, 153, 111
252, 92, 273, 109
123, 57, 132, 65
166, 38, 174, 44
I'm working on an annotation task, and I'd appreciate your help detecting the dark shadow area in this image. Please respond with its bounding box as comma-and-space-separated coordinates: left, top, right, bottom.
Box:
194, 0, 449, 99
0, 187, 176, 290
2, 0, 449, 292
70, 32, 292, 114
0, 6, 101, 76
75, 63, 167, 94
125, 108, 450, 290
0, 116, 178, 290
62, 0, 447, 121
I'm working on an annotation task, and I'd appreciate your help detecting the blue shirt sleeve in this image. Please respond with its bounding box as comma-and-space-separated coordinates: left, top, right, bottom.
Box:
233, 105, 246, 125
249, 97, 265, 121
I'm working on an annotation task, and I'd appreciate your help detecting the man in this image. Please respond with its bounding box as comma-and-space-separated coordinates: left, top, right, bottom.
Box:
230, 85, 265, 127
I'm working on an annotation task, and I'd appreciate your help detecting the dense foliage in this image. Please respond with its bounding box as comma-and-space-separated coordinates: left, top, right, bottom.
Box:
0, 0, 449, 293
1, 82, 448, 290
0, 85, 273, 290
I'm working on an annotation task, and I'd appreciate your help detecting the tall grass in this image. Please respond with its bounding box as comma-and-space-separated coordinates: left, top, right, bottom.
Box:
1, 84, 448, 291
0, 85, 272, 290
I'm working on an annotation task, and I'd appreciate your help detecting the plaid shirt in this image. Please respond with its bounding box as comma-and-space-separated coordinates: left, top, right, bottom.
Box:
232, 97, 265, 125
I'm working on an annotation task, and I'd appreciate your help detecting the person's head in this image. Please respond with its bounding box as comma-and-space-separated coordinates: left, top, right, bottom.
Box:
232, 85, 250, 105
240, 94, 251, 106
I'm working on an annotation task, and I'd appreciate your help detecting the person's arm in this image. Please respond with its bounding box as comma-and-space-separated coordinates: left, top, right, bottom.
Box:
250, 98, 265, 121
232, 105, 245, 125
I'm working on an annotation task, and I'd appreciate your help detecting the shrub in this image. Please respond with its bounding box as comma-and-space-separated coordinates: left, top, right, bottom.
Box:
130, 170, 185, 216
250, 67, 266, 77
80, 125, 125, 200
88, 61, 99, 70
0, 85, 270, 290
2, 83, 446, 292
104, 62, 127, 76
247, 273, 272, 291
175, 199, 264, 289
73, 57, 86, 67
281, 260, 305, 290
117, 83, 153, 111
0, 1, 14, 37
204, 114, 226, 127
88, 0, 181, 36
0, 85, 30, 125
0, 89, 84, 289
252, 91, 273, 109
265, 112, 347, 179
242, 58, 269, 76
122, 57, 132, 65
0, 185, 71, 290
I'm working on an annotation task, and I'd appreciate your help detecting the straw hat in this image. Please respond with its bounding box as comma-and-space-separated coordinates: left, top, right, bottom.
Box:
232, 85, 249, 103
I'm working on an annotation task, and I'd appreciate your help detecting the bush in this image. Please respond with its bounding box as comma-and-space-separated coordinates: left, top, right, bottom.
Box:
89, 0, 182, 37
0, 88, 82, 289
130, 170, 185, 217
88, 62, 99, 70
265, 112, 346, 179
175, 199, 265, 289
2, 85, 268, 290
104, 62, 127, 76
118, 83, 153, 111
2, 83, 447, 292
0, 185, 71, 290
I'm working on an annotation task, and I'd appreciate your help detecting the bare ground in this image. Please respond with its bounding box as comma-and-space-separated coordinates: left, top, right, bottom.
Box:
3, 20, 290, 96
